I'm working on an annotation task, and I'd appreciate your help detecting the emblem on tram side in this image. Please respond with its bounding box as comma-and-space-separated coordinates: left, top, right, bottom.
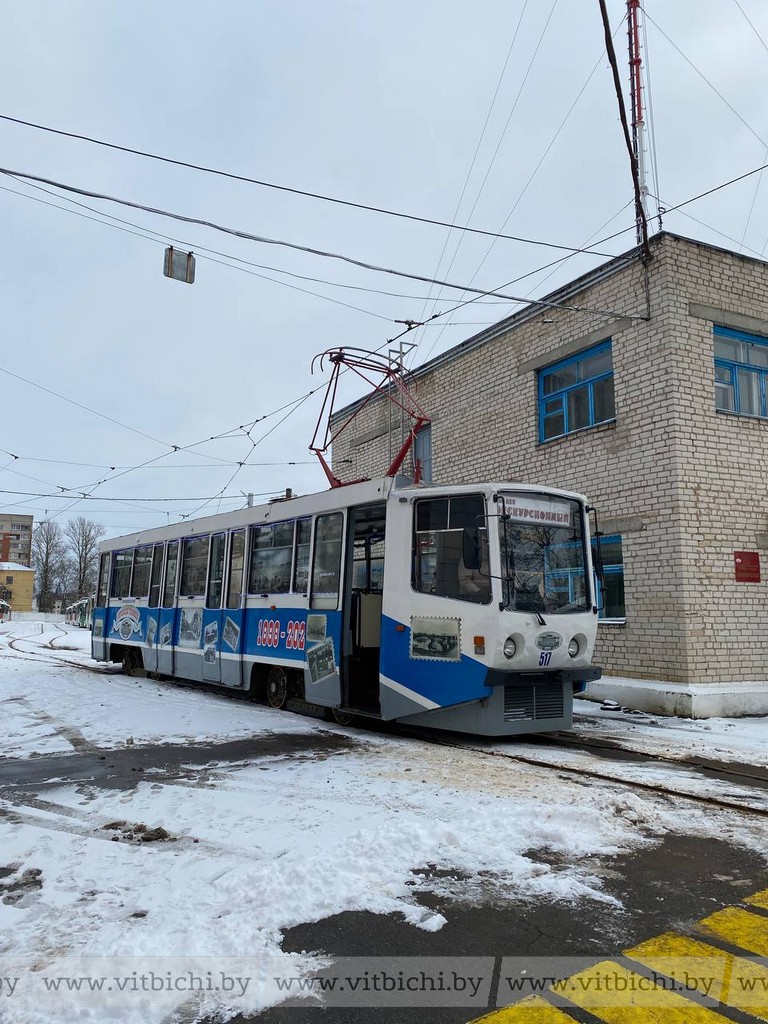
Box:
535, 632, 562, 651
111, 605, 142, 641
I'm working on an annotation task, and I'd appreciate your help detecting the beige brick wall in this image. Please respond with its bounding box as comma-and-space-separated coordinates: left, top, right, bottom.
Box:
331, 234, 768, 686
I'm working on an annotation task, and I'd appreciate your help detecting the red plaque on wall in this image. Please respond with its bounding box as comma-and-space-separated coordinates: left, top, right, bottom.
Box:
734, 551, 761, 583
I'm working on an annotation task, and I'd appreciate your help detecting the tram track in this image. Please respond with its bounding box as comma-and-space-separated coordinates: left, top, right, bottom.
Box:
1, 624, 117, 674
413, 729, 768, 820
4, 633, 766, 819
536, 729, 768, 786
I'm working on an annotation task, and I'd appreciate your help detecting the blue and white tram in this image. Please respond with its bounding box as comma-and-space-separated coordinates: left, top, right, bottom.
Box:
91, 477, 602, 736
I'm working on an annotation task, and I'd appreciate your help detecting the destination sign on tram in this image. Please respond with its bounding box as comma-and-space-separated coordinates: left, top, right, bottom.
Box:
500, 494, 572, 525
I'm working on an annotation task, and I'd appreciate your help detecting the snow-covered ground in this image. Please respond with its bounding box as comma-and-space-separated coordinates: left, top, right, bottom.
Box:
1, 622, 766, 1023
572, 696, 768, 767
0, 620, 319, 758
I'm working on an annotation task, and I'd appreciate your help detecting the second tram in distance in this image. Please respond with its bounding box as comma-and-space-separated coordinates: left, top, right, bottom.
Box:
92, 476, 602, 736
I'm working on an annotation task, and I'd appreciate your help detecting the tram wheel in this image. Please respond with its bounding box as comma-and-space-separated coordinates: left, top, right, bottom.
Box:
266, 666, 289, 709
121, 649, 135, 676
331, 708, 355, 726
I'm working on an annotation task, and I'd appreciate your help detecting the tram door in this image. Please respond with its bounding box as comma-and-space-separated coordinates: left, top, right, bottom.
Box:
220, 529, 245, 688
202, 533, 226, 684
145, 543, 164, 673
341, 503, 386, 713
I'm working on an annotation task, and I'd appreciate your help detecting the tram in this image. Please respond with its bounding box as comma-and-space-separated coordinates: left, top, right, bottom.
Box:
65, 596, 94, 628
91, 476, 602, 736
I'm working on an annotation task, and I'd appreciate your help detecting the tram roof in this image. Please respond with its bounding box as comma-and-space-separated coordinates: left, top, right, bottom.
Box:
98, 476, 589, 552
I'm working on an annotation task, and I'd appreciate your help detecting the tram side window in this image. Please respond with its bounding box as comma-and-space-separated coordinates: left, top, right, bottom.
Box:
148, 544, 164, 608
293, 518, 311, 594
310, 513, 343, 609
162, 540, 179, 607
180, 536, 210, 598
352, 537, 385, 591
131, 545, 152, 599
226, 530, 245, 609
97, 553, 110, 606
249, 521, 294, 594
413, 494, 490, 604
111, 550, 133, 598
207, 534, 226, 608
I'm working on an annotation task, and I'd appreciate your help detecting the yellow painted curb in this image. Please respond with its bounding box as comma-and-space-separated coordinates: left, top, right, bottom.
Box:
466, 884, 768, 1023
468, 996, 575, 1022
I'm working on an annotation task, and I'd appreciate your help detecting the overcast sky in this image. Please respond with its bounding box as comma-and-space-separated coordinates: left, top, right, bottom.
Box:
2, 0, 767, 538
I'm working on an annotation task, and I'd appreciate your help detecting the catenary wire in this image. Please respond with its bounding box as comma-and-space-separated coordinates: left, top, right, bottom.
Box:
0, 451, 315, 469
648, 192, 768, 262
0, 166, 644, 320
644, 12, 768, 149
417, 28, 616, 365
0, 180, 395, 323
416, 0, 564, 361
0, 110, 620, 257
8, 153, 764, 522
641, 8, 663, 229
415, 0, 532, 332
422, 201, 637, 338
10, 162, 766, 524
730, 0, 768, 251
732, 0, 768, 55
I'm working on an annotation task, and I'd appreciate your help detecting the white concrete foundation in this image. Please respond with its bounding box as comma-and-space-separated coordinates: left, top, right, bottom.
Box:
584, 676, 768, 718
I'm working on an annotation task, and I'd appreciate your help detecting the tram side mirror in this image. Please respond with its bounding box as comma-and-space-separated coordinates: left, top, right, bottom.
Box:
462, 527, 482, 570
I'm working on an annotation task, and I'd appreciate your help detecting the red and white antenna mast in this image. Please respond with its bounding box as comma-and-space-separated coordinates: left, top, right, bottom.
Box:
627, 0, 650, 244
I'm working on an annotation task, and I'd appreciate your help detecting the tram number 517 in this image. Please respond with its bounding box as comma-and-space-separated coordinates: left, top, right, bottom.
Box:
256, 618, 306, 650
539, 652, 552, 666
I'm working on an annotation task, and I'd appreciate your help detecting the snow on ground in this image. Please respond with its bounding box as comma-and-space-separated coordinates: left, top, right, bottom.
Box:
572, 697, 768, 767
0, 621, 320, 758
1, 622, 767, 1022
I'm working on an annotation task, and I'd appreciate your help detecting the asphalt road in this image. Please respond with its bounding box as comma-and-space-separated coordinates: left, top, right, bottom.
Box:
2, 730, 766, 1024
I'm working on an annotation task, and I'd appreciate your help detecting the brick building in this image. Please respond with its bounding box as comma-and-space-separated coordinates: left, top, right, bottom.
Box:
0, 514, 33, 567
330, 233, 768, 717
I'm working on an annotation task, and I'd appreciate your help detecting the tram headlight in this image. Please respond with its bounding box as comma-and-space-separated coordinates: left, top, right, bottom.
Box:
503, 637, 517, 659
568, 638, 580, 658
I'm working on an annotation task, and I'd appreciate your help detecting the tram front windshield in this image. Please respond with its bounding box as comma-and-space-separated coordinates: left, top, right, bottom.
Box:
497, 492, 590, 614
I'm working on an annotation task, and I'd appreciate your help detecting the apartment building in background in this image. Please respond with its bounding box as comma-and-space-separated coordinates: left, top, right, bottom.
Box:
330, 233, 768, 718
0, 513, 33, 567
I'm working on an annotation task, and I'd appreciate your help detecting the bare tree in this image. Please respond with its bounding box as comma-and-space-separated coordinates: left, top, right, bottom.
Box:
31, 520, 69, 612
64, 516, 106, 599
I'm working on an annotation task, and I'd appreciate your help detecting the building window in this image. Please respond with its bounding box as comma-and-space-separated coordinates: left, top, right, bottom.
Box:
595, 534, 625, 620
413, 425, 432, 482
714, 325, 768, 418
539, 341, 615, 441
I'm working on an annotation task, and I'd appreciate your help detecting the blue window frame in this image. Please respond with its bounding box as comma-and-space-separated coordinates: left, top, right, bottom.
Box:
595, 535, 625, 620
545, 534, 625, 620
714, 325, 768, 418
539, 341, 615, 442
